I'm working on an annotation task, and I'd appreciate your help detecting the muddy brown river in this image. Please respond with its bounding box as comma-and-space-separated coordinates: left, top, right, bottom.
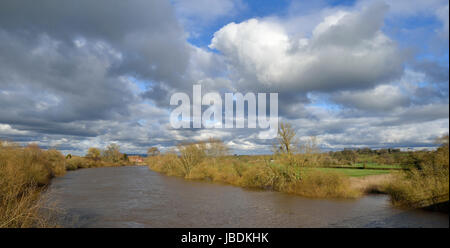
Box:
48, 166, 448, 227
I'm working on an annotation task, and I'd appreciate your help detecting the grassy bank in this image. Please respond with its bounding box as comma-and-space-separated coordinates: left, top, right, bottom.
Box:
0, 141, 132, 227
147, 132, 449, 208
147, 141, 361, 199
0, 142, 65, 227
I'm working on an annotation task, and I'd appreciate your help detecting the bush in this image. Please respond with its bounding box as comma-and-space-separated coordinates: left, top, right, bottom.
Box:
44, 149, 66, 177
387, 136, 449, 208
147, 153, 185, 177
188, 159, 241, 185
240, 163, 298, 191
387, 166, 449, 207
289, 170, 360, 198
0, 141, 64, 227
66, 156, 89, 170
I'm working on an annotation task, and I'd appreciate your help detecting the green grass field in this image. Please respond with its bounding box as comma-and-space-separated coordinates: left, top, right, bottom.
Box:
354, 162, 402, 169
331, 162, 402, 169
314, 167, 391, 177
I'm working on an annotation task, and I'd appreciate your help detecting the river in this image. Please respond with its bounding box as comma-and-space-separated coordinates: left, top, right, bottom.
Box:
48, 166, 449, 228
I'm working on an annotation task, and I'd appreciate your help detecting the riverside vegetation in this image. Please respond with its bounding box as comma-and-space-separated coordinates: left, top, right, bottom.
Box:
147, 123, 449, 207
0, 141, 131, 227
1, 123, 448, 227
147, 140, 360, 198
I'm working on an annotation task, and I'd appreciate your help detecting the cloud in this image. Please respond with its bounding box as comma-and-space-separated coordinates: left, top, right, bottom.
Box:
435, 4, 449, 41
0, 0, 190, 87
0, 0, 191, 154
0, 0, 448, 155
173, 0, 243, 22
358, 0, 448, 17
332, 85, 411, 112
412, 60, 449, 84
209, 2, 405, 93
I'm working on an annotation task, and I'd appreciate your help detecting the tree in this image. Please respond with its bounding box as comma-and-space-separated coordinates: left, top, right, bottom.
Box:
274, 122, 302, 168
177, 142, 206, 176
102, 143, 122, 163
299, 136, 321, 167
275, 122, 297, 155
122, 153, 129, 162
300, 136, 320, 154
341, 149, 357, 165
86, 147, 101, 161
205, 138, 229, 157
147, 147, 160, 157
435, 134, 449, 168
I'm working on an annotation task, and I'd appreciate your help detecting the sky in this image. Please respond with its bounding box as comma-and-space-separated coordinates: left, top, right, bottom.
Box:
0, 0, 448, 155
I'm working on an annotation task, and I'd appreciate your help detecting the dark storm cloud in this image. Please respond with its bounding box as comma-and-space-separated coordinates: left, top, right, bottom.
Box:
0, 0, 190, 84
0, 0, 191, 85
0, 0, 191, 139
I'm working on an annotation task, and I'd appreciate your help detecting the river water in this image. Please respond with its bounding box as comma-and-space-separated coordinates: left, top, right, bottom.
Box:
48, 166, 448, 228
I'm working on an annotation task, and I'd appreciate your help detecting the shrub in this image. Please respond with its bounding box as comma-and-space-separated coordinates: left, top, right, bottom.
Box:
387, 166, 449, 207
66, 156, 88, 170
44, 149, 66, 177
147, 153, 185, 177
188, 159, 241, 185
177, 142, 206, 176
289, 170, 360, 198
240, 163, 298, 191
0, 141, 64, 227
387, 136, 449, 208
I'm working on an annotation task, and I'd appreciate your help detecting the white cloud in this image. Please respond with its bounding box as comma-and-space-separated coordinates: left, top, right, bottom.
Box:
210, 2, 405, 92
332, 84, 410, 111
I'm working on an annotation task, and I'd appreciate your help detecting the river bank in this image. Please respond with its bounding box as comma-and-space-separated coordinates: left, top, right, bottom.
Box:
1, 139, 448, 228
0, 141, 134, 227
146, 153, 400, 200
48, 166, 449, 227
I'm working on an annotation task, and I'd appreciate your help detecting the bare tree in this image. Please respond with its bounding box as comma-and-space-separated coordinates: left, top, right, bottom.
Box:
301, 136, 320, 154
275, 122, 298, 155
147, 147, 160, 157
205, 138, 229, 157
177, 142, 206, 176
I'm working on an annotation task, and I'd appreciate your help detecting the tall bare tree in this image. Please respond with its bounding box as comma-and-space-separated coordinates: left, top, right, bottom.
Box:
275, 122, 298, 155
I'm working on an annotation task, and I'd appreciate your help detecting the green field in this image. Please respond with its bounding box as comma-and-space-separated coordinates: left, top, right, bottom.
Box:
314, 167, 392, 177
331, 162, 402, 170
